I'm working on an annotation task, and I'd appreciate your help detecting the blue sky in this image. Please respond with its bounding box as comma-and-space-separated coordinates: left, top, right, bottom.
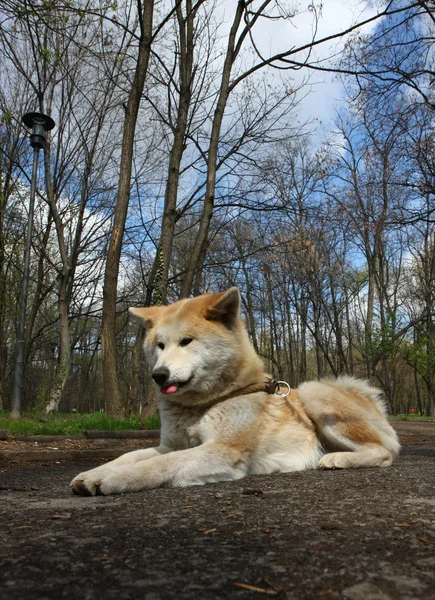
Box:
242, 0, 380, 127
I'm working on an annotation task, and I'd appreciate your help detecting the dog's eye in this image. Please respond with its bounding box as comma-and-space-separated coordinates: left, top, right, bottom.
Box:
179, 337, 193, 347
157, 342, 165, 350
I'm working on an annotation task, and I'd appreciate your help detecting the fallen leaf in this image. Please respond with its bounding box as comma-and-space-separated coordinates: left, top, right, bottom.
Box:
417, 536, 434, 545
182, 505, 193, 509
202, 528, 217, 535
311, 543, 329, 551
52, 513, 71, 520
234, 582, 278, 595
16, 525, 31, 529
261, 573, 281, 593
394, 522, 411, 527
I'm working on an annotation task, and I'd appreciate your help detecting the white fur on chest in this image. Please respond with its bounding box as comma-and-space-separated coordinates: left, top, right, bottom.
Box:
160, 395, 321, 475
159, 396, 263, 447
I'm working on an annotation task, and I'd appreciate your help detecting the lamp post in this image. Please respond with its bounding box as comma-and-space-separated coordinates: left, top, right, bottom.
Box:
10, 112, 55, 419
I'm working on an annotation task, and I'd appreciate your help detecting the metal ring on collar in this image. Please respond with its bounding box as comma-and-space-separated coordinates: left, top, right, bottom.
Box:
274, 380, 291, 397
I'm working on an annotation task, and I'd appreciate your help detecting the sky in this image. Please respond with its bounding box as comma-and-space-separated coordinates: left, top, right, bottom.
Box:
239, 0, 381, 128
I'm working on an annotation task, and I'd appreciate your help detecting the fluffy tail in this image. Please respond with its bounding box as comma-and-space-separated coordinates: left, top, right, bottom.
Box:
321, 376, 389, 415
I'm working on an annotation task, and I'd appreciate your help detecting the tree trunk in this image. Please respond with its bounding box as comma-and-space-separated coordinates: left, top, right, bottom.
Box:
236, 230, 259, 353
25, 214, 53, 364
313, 301, 325, 379
344, 284, 354, 373
179, 1, 245, 297
45, 277, 70, 413
41, 127, 74, 414
154, 0, 195, 304
102, 0, 154, 418
330, 280, 348, 374
127, 326, 145, 414
365, 266, 376, 378
0, 177, 6, 410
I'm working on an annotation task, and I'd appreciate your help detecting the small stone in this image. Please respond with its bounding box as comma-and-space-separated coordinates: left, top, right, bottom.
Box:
343, 582, 391, 600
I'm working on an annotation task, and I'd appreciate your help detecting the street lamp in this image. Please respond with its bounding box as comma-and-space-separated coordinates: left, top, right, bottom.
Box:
10, 112, 55, 419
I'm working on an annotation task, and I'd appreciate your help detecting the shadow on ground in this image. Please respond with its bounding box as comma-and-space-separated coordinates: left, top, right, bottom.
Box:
1, 421, 434, 599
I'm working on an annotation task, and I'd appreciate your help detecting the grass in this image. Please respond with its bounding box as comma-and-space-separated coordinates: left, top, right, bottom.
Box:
391, 414, 434, 421
0, 411, 160, 436
0, 411, 432, 436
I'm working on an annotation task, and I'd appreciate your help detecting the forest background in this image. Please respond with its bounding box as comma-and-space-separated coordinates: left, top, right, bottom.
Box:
0, 0, 434, 419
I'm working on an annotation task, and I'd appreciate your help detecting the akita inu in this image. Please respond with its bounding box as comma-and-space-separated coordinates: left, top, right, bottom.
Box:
71, 288, 400, 496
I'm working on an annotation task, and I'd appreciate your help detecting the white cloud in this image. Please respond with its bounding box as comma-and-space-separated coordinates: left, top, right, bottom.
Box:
220, 1, 381, 127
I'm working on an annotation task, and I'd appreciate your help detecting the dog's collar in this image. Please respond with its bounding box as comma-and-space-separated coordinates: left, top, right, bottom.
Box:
165, 378, 292, 409
217, 378, 291, 403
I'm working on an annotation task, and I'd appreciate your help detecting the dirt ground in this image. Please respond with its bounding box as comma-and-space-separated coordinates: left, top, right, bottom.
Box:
0, 435, 155, 451
1, 420, 434, 600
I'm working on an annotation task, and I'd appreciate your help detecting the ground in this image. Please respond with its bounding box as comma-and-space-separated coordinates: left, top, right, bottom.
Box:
0, 421, 434, 600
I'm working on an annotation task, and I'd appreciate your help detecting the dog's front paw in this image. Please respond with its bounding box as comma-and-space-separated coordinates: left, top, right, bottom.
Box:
70, 467, 130, 496
70, 470, 105, 496
318, 452, 346, 470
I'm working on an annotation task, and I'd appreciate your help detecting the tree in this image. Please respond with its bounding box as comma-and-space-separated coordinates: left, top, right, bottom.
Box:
101, 0, 155, 417
0, 0, 125, 412
343, 1, 435, 110
0, 106, 29, 410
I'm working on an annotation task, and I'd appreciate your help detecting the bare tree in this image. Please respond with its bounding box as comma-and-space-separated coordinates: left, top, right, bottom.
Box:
0, 1, 126, 412
101, 0, 154, 417
0, 106, 29, 410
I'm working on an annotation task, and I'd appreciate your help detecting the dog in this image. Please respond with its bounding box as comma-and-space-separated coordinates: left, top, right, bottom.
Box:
71, 287, 400, 496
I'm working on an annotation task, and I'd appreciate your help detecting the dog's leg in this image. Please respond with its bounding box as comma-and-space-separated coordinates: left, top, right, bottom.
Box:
71, 446, 170, 496
318, 445, 393, 470
299, 383, 399, 470
71, 443, 247, 496
315, 419, 394, 469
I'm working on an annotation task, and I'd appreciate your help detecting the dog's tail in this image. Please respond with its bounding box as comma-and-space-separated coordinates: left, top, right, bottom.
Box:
321, 376, 389, 415
315, 376, 401, 458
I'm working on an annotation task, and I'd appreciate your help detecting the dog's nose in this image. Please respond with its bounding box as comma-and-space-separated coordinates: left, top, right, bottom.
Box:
152, 367, 170, 387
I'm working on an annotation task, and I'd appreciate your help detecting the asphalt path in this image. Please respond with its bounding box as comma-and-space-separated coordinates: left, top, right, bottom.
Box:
1, 420, 434, 599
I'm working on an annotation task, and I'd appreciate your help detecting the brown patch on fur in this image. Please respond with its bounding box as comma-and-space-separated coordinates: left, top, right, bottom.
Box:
148, 290, 242, 335
325, 384, 386, 419
224, 430, 257, 455
338, 420, 381, 445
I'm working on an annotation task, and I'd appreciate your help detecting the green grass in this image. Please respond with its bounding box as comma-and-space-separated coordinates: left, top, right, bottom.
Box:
390, 414, 434, 420
1, 411, 432, 436
0, 411, 160, 436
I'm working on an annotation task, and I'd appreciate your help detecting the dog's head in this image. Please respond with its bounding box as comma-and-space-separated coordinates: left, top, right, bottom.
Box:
129, 287, 260, 399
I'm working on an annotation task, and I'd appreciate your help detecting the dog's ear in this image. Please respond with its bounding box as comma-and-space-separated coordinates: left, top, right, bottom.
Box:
128, 306, 160, 329
204, 287, 240, 329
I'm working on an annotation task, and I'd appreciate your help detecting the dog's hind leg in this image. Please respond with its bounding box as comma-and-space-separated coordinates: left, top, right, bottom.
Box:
312, 414, 395, 469
314, 416, 396, 469
318, 445, 393, 469
297, 379, 400, 470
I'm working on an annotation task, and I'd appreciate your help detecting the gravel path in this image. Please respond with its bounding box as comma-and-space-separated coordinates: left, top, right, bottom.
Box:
1, 420, 434, 599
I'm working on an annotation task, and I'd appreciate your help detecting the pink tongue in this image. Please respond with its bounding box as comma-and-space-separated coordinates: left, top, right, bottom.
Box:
160, 383, 179, 395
